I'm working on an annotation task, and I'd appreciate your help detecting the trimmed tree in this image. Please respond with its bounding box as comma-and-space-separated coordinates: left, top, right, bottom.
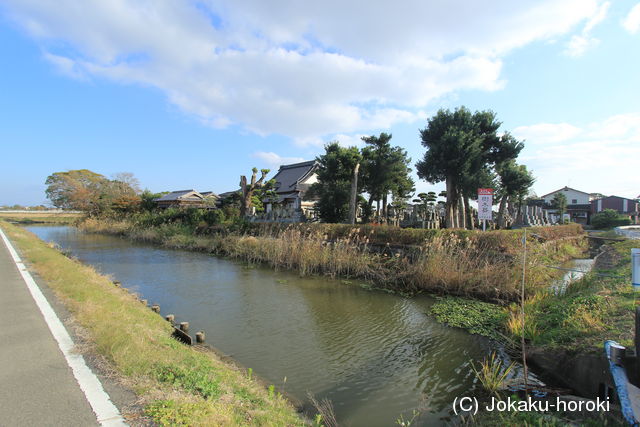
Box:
239, 168, 270, 217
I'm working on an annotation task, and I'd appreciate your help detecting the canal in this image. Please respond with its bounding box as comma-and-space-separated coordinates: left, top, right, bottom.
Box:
28, 226, 505, 426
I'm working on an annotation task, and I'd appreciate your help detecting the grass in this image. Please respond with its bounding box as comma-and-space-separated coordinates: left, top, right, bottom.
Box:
471, 352, 515, 396
0, 211, 82, 224
0, 220, 304, 426
79, 217, 586, 302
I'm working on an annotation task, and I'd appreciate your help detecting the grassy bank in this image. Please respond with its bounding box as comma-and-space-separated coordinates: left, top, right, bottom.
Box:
431, 238, 637, 353
0, 220, 304, 426
0, 211, 81, 224
79, 216, 585, 302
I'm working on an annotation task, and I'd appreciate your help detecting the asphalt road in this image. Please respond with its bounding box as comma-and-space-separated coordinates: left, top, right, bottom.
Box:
0, 234, 103, 426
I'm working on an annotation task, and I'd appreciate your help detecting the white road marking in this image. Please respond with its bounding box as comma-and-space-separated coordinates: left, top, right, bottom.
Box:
0, 227, 127, 426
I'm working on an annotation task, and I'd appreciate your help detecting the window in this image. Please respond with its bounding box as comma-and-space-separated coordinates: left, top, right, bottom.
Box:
572, 199, 577, 204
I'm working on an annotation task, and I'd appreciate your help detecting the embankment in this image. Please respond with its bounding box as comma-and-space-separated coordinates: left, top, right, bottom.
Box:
79, 217, 586, 302
0, 220, 304, 426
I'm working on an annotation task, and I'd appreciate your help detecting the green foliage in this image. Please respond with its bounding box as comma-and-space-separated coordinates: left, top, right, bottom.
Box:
306, 142, 362, 223
360, 133, 414, 215
155, 365, 221, 399
145, 400, 202, 427
430, 297, 508, 339
591, 209, 631, 229
416, 107, 525, 227
496, 160, 535, 204
551, 193, 568, 222
140, 190, 167, 212
471, 352, 515, 396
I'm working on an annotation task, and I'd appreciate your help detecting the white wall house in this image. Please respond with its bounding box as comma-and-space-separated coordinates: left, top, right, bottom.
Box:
540, 186, 593, 224
541, 186, 591, 205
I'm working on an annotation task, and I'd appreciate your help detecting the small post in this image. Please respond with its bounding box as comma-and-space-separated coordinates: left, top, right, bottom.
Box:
151, 304, 160, 313
165, 314, 175, 323
196, 331, 205, 344
180, 322, 189, 334
633, 248, 640, 382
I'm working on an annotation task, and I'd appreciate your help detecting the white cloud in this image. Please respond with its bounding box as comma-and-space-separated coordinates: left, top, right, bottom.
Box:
622, 3, 640, 34
564, 1, 610, 57
513, 122, 583, 144
520, 113, 640, 198
252, 151, 305, 168
3, 0, 607, 142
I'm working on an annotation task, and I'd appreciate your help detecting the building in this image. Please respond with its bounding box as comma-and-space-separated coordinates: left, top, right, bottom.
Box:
154, 189, 215, 209
263, 160, 319, 221
592, 196, 640, 224
540, 186, 593, 224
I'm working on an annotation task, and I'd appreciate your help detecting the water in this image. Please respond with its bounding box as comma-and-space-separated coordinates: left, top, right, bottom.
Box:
550, 259, 594, 296
28, 226, 503, 426
616, 226, 640, 240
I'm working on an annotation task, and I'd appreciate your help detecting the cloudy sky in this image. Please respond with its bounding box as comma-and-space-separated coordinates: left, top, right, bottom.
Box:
1, 0, 639, 205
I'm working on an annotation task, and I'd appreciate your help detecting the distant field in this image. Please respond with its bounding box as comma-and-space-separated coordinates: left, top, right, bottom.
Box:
0, 211, 82, 224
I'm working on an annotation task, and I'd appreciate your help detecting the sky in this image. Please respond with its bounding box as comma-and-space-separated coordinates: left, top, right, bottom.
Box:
1, 0, 639, 206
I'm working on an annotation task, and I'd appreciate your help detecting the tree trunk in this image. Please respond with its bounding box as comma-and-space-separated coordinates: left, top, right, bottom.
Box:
382, 193, 388, 223
348, 163, 360, 225
445, 178, 454, 228
497, 195, 507, 229
458, 197, 466, 229
464, 197, 474, 229
239, 175, 248, 217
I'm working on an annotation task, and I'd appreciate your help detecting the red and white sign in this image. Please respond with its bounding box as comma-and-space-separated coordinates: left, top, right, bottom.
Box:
478, 188, 494, 221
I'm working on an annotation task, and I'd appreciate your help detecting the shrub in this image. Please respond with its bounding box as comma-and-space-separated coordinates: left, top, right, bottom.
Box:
591, 209, 631, 229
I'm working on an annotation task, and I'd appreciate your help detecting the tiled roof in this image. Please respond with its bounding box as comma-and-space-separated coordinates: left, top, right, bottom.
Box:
271, 160, 317, 194
155, 190, 203, 202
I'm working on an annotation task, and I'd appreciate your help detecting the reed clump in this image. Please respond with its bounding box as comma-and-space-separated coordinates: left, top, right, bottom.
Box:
78, 217, 585, 302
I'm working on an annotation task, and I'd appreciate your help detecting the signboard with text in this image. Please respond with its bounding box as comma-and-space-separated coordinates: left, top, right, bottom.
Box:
478, 188, 494, 221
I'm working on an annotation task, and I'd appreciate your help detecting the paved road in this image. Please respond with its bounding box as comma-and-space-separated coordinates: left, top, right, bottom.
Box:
0, 233, 107, 426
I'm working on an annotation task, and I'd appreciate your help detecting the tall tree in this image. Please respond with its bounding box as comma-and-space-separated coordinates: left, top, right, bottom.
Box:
239, 168, 270, 217
360, 133, 414, 221
495, 161, 535, 228
416, 107, 523, 228
306, 142, 362, 223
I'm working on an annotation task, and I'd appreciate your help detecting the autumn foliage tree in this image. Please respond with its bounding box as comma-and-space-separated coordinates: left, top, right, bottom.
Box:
45, 169, 141, 216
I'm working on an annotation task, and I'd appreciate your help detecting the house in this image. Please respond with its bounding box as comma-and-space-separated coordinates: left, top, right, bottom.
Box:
263, 160, 319, 221
540, 186, 593, 224
154, 189, 213, 209
592, 195, 640, 224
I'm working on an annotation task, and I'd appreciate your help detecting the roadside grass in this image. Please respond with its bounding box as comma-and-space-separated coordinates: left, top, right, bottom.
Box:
0, 220, 304, 426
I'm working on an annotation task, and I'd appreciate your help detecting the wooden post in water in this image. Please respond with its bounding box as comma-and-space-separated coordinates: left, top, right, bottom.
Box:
180, 322, 189, 334
151, 304, 160, 313
196, 331, 205, 344
165, 314, 175, 323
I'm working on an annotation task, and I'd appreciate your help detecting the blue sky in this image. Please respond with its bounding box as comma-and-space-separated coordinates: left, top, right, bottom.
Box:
1, 0, 639, 206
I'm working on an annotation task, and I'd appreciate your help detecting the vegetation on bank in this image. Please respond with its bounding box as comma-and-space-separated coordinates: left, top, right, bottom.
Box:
431, 238, 637, 353
78, 215, 585, 302
0, 211, 81, 224
0, 221, 304, 426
